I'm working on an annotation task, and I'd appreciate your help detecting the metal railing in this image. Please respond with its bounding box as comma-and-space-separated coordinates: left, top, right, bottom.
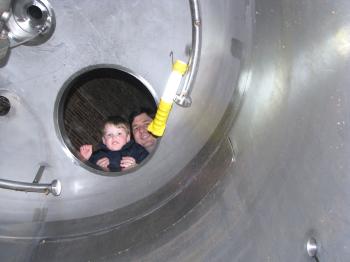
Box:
0, 165, 61, 196
174, 0, 202, 107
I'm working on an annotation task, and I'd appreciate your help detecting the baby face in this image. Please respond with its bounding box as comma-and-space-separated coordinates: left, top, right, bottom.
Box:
102, 123, 130, 151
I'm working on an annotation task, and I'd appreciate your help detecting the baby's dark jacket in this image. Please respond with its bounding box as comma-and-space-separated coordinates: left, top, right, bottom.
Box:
88, 140, 149, 172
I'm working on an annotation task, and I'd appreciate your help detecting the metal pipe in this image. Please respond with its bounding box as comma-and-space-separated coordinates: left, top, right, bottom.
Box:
0, 178, 61, 196
174, 0, 202, 107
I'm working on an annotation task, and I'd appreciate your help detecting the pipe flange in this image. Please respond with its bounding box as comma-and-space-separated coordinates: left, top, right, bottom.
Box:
6, 0, 55, 47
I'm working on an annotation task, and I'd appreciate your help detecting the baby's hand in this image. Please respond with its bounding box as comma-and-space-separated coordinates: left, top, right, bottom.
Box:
96, 157, 110, 172
79, 144, 93, 161
120, 156, 137, 170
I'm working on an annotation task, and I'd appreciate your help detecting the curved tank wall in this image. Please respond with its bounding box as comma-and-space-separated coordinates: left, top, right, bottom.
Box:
126, 0, 350, 261
0, 0, 247, 260
1, 0, 350, 261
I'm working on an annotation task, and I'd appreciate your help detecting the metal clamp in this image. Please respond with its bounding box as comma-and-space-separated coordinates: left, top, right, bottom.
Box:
174, 0, 202, 107
0, 165, 61, 196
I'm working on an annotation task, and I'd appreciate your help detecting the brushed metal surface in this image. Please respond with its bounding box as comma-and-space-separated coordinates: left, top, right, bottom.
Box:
1, 0, 350, 261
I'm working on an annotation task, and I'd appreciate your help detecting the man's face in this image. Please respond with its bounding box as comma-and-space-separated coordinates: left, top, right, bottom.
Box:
102, 124, 130, 151
132, 113, 156, 151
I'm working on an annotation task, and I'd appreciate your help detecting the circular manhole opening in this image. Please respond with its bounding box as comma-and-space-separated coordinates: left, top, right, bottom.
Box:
56, 65, 158, 175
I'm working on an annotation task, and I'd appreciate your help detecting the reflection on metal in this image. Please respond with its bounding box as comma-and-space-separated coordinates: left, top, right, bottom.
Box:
334, 26, 350, 57
6, 0, 55, 47
174, 0, 201, 107
227, 137, 237, 163
0, 165, 61, 196
306, 237, 319, 259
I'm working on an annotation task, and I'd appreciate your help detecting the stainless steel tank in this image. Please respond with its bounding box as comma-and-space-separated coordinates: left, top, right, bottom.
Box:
0, 0, 349, 261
